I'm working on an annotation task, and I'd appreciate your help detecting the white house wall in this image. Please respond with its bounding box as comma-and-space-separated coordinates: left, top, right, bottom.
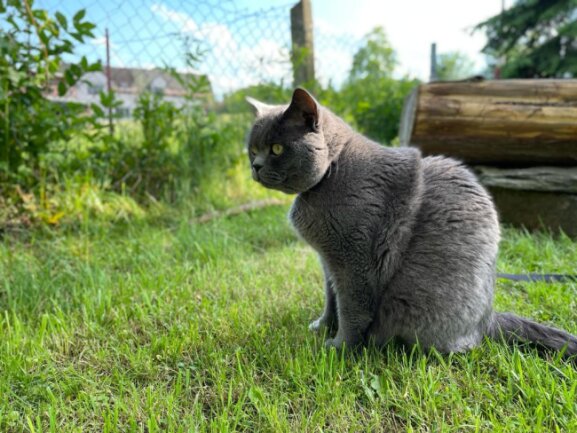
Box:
46, 69, 191, 118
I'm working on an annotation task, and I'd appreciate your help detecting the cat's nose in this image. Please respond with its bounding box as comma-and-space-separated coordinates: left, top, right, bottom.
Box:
252, 155, 265, 172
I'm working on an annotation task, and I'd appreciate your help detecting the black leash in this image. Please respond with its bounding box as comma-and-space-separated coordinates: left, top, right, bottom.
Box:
497, 273, 577, 283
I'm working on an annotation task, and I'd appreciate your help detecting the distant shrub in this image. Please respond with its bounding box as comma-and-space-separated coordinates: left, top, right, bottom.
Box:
0, 1, 108, 189
73, 60, 246, 203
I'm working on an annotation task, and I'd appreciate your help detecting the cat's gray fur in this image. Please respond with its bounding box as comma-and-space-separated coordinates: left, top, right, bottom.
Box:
246, 88, 577, 356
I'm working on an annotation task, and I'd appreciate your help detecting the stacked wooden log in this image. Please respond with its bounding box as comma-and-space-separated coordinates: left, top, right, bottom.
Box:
399, 79, 577, 237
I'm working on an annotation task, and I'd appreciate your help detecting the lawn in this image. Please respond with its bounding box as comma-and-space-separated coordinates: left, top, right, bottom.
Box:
1, 192, 577, 432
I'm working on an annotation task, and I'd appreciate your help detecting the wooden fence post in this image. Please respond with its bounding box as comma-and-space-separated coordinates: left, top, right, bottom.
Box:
290, 0, 315, 87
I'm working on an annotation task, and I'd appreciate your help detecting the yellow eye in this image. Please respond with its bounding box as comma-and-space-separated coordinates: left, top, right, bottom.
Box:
249, 145, 258, 156
271, 143, 284, 155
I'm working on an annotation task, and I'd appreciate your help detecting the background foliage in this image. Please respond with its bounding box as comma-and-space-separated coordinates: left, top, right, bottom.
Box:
1, 1, 574, 226
477, 0, 577, 78
322, 27, 420, 144
1, 14, 425, 231
435, 52, 477, 80
0, 0, 108, 189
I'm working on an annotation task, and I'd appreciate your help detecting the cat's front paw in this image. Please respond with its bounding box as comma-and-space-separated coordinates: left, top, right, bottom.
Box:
309, 316, 336, 333
309, 318, 326, 333
324, 336, 345, 349
325, 331, 365, 350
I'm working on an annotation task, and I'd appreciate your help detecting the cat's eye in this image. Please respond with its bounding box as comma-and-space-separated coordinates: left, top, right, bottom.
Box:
271, 143, 284, 156
249, 145, 258, 156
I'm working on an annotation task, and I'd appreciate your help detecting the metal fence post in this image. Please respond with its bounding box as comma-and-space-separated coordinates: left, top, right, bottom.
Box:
105, 28, 114, 135
429, 42, 437, 82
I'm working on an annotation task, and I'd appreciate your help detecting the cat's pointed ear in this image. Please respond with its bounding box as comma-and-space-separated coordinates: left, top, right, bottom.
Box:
284, 88, 320, 131
246, 96, 274, 117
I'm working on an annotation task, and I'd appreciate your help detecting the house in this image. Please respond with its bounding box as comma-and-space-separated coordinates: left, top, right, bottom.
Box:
45, 66, 212, 118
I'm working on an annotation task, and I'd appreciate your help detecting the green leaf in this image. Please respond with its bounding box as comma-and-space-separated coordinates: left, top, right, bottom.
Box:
46, 20, 59, 37
32, 9, 48, 21
73, 9, 86, 24
87, 60, 102, 72
90, 103, 104, 117
57, 81, 67, 96
64, 69, 75, 86
47, 59, 60, 74
69, 63, 81, 79
38, 30, 50, 47
55, 12, 67, 30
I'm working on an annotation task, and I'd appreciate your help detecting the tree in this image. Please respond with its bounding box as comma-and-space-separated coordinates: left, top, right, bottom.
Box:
325, 27, 419, 144
476, 0, 577, 78
349, 26, 396, 80
436, 52, 476, 81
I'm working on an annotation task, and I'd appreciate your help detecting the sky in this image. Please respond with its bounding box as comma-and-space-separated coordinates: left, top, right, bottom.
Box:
311, 0, 507, 78
37, 0, 509, 98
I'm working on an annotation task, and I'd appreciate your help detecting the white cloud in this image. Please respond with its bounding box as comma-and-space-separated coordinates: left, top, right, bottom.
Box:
150, 2, 291, 97
150, 3, 198, 33
343, 0, 503, 79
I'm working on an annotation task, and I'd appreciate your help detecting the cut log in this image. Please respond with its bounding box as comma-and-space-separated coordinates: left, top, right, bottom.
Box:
400, 79, 577, 165
472, 165, 577, 237
488, 187, 577, 237
474, 166, 577, 193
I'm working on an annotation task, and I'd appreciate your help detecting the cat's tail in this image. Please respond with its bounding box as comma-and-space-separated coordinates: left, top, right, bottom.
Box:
488, 312, 577, 357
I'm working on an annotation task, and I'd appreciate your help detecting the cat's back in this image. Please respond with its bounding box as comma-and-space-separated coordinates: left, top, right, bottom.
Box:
419, 155, 498, 232
408, 154, 500, 274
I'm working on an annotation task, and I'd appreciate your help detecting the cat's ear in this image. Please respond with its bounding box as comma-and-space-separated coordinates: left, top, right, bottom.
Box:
246, 96, 274, 117
284, 88, 319, 131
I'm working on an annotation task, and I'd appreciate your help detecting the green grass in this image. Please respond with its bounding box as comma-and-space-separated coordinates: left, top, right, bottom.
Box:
1, 192, 577, 432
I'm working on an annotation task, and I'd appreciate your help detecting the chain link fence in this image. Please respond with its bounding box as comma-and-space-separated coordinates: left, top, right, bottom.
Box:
37, 0, 364, 105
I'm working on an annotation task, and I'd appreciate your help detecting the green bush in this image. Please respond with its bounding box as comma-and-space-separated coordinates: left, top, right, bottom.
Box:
320, 27, 420, 144
0, 0, 105, 188
71, 93, 244, 203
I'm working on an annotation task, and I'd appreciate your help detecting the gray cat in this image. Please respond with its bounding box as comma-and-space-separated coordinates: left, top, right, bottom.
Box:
246, 88, 577, 356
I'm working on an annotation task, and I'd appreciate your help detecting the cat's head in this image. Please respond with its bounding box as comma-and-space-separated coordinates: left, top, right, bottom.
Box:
246, 88, 330, 194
